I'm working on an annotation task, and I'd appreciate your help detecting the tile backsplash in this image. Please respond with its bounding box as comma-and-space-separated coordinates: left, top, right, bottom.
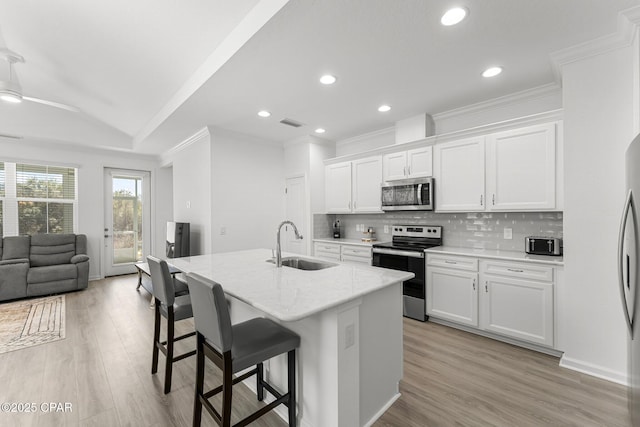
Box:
314, 211, 563, 252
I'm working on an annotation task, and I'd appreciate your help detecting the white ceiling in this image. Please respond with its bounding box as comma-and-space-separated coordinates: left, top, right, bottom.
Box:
0, 0, 639, 155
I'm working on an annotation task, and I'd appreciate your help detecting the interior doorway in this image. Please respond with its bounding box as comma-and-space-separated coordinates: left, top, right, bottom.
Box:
284, 175, 307, 255
104, 168, 151, 276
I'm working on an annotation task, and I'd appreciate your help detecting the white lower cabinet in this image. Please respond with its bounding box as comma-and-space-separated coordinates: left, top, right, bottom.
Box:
313, 241, 372, 264
313, 242, 341, 261
340, 244, 372, 265
427, 253, 556, 348
479, 260, 554, 347
426, 267, 478, 327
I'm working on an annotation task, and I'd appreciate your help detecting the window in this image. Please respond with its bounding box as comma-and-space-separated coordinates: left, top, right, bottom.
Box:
0, 162, 77, 237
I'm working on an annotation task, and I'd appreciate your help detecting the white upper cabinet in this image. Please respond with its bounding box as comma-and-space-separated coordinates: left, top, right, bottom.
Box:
486, 123, 557, 211
434, 137, 486, 212
325, 156, 382, 213
352, 156, 383, 213
325, 161, 352, 213
383, 146, 433, 181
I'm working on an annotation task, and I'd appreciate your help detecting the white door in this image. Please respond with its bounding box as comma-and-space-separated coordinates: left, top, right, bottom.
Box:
406, 146, 433, 178
104, 169, 151, 276
434, 137, 486, 212
284, 175, 307, 255
352, 156, 382, 213
325, 162, 352, 213
486, 123, 556, 210
426, 267, 479, 326
479, 274, 554, 346
383, 151, 408, 181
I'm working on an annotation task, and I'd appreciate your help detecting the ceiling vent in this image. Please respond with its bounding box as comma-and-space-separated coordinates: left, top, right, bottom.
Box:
279, 118, 304, 128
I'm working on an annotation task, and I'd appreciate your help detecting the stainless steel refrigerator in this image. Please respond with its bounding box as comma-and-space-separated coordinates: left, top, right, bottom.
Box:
619, 133, 640, 424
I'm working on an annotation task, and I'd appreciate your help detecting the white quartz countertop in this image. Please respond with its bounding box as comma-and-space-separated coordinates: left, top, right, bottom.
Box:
169, 249, 413, 322
425, 246, 564, 266
313, 238, 376, 247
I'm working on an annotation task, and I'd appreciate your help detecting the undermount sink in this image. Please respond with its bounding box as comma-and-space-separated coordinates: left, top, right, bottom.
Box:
267, 257, 338, 271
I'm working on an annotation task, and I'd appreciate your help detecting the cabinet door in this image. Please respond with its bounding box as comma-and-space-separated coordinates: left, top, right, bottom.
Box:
325, 162, 352, 213
479, 274, 553, 347
487, 123, 556, 210
433, 137, 485, 212
383, 152, 408, 181
314, 242, 341, 261
426, 267, 478, 326
352, 156, 383, 213
407, 146, 433, 178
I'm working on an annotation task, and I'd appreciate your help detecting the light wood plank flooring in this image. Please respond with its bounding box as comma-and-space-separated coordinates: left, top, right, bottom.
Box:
0, 275, 631, 426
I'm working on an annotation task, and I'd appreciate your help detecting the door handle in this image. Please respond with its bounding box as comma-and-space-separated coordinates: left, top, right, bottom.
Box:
472, 279, 476, 291
480, 194, 483, 206
618, 189, 635, 333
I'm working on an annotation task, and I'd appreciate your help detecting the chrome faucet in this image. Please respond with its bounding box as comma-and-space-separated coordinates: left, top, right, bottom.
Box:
276, 220, 303, 267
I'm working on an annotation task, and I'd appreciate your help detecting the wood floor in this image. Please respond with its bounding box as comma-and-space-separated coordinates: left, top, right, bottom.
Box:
0, 275, 631, 427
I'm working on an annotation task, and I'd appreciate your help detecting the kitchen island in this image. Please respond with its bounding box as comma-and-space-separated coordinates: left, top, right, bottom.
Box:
170, 248, 414, 427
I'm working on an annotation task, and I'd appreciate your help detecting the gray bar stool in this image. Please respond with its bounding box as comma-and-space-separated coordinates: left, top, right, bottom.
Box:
186, 272, 300, 427
147, 255, 196, 394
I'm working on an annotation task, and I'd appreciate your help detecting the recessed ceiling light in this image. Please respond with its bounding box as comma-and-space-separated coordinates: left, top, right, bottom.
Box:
257, 110, 271, 117
319, 74, 337, 85
482, 66, 503, 78
315, 128, 326, 134
441, 7, 468, 26
378, 104, 391, 112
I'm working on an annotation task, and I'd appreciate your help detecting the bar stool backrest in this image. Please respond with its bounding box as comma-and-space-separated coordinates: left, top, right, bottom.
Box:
186, 272, 233, 353
147, 255, 176, 307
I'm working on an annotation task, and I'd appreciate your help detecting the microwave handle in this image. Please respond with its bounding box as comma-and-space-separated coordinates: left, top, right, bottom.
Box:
417, 183, 423, 205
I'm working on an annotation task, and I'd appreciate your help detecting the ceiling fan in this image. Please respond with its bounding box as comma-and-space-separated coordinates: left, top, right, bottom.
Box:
0, 48, 80, 113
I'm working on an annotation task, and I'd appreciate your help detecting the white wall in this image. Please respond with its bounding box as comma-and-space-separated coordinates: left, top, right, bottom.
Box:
0, 138, 165, 279
210, 128, 284, 253
154, 165, 173, 258
559, 43, 636, 383
171, 133, 212, 255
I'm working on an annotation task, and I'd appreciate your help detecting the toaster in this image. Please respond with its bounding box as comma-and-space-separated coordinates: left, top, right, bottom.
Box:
525, 236, 562, 256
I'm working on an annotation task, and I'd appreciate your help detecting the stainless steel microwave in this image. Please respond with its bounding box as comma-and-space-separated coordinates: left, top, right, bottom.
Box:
381, 177, 434, 211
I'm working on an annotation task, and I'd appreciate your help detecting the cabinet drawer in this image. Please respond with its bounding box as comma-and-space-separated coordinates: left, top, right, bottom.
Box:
342, 254, 372, 265
427, 254, 478, 272
314, 242, 341, 255
481, 260, 553, 282
341, 245, 371, 259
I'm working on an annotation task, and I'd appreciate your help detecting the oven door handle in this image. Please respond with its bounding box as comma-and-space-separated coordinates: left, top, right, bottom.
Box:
373, 248, 425, 258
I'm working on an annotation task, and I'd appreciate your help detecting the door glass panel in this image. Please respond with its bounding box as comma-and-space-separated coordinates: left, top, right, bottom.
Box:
112, 176, 143, 265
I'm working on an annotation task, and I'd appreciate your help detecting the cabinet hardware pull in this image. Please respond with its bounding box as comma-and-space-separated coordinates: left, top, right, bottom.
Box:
473, 279, 476, 290
507, 268, 524, 273
485, 282, 488, 292
407, 166, 411, 175
445, 260, 457, 264
492, 194, 495, 205
480, 194, 483, 206
404, 166, 407, 176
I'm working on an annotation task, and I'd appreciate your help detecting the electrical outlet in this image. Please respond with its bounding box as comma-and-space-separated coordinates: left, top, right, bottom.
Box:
220, 227, 226, 235
186, 200, 191, 209
503, 228, 512, 239
356, 224, 360, 232
384, 225, 389, 233
345, 324, 355, 349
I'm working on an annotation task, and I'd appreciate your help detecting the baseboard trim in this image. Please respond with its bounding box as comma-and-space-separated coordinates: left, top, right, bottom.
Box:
363, 392, 401, 427
559, 355, 628, 386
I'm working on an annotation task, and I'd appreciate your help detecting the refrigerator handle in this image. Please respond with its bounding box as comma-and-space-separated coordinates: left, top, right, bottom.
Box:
618, 189, 634, 333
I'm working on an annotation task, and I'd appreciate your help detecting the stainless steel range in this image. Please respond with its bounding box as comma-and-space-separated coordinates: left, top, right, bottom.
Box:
372, 225, 442, 321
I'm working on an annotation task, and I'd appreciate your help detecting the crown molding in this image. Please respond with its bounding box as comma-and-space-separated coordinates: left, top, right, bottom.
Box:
550, 6, 640, 80
433, 83, 561, 122
336, 126, 394, 147
160, 127, 210, 165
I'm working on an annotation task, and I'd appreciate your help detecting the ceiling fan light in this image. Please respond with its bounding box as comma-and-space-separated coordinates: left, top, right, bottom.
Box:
0, 80, 23, 103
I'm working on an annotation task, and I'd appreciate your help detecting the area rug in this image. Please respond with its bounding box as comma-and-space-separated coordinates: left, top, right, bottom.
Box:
0, 295, 66, 354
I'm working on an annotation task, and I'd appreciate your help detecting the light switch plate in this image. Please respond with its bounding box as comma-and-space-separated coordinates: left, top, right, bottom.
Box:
503, 228, 512, 239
